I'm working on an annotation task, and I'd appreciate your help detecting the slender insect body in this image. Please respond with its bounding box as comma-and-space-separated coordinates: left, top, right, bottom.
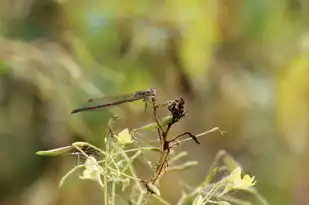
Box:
71, 88, 157, 114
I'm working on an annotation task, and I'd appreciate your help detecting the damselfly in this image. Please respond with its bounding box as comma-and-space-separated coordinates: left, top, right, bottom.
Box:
71, 88, 156, 114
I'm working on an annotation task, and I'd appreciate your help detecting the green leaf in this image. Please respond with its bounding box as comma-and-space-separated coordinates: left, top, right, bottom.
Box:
132, 116, 173, 133
35, 145, 74, 156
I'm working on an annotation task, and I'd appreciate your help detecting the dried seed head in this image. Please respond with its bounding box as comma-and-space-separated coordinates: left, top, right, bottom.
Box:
168, 97, 186, 122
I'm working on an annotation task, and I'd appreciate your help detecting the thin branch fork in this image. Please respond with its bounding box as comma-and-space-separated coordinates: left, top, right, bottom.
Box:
148, 97, 191, 185
168, 132, 200, 145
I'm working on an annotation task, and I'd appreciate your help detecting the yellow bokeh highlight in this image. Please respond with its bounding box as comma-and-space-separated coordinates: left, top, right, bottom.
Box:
277, 53, 309, 153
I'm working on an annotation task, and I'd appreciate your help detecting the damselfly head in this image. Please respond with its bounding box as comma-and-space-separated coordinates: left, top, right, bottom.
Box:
147, 88, 156, 96
134, 88, 157, 98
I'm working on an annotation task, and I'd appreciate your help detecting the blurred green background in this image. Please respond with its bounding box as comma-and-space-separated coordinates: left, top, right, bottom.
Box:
1, 0, 309, 204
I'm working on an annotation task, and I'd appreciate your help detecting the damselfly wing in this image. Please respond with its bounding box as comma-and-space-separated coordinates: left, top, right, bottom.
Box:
71, 88, 156, 114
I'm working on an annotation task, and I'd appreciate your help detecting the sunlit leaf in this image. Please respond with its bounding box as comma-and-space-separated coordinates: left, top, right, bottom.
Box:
117, 128, 134, 145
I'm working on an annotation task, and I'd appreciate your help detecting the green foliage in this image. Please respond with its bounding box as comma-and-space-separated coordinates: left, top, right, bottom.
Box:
2, 0, 309, 204
37, 112, 265, 204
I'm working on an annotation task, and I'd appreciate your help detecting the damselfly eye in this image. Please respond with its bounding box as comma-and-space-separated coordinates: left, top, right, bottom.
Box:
149, 88, 156, 96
